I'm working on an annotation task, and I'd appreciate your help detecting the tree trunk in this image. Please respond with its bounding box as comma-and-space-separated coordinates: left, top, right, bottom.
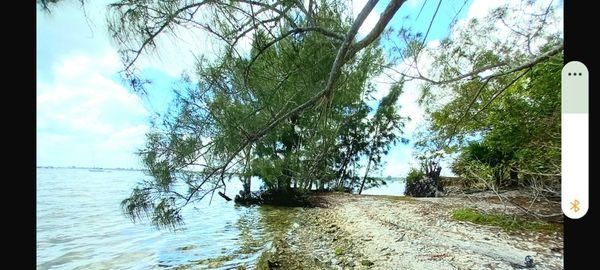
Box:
243, 180, 251, 196
336, 147, 353, 189
242, 145, 252, 195
423, 159, 442, 191
432, 167, 442, 191
509, 166, 518, 187
358, 155, 373, 194
359, 124, 380, 195
493, 168, 502, 188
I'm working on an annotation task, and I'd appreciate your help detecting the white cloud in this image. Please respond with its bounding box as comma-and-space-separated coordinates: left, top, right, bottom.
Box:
372, 37, 439, 133
36, 0, 188, 167
406, 0, 422, 8
467, 0, 562, 22
466, 0, 505, 20
371, 74, 392, 101
37, 51, 150, 167
398, 80, 424, 134
102, 125, 150, 150
460, 0, 563, 56
382, 145, 415, 177
133, 23, 225, 78
359, 12, 380, 37
353, 0, 381, 37
37, 0, 222, 80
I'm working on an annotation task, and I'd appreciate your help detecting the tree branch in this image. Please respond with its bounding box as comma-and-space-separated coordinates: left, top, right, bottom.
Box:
348, 0, 407, 57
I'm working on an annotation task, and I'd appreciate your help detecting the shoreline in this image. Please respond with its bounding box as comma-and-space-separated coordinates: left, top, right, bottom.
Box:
258, 192, 563, 269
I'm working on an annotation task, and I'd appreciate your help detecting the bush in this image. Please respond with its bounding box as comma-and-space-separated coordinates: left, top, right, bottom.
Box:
405, 168, 425, 184
404, 168, 438, 197
405, 176, 437, 197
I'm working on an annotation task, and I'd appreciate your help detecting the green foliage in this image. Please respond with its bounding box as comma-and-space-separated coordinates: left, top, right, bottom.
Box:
405, 168, 424, 184
117, 1, 407, 228
121, 185, 183, 230
451, 208, 562, 234
447, 53, 561, 188
414, 2, 562, 193
356, 83, 408, 193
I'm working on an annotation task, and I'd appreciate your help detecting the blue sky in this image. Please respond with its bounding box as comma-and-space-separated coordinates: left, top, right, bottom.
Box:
37, 0, 528, 175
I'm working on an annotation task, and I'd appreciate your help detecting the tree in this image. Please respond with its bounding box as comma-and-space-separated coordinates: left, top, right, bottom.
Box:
39, 0, 563, 222
358, 83, 407, 194
114, 0, 410, 228
400, 0, 561, 215
332, 99, 370, 191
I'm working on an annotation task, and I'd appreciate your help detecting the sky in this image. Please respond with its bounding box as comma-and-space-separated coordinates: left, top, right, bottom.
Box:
36, 0, 560, 175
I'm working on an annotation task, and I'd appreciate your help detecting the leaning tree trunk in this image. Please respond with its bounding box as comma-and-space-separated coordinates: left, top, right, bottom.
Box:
358, 155, 373, 194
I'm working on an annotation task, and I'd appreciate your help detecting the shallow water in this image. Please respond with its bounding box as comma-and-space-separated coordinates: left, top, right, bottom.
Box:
36, 168, 403, 269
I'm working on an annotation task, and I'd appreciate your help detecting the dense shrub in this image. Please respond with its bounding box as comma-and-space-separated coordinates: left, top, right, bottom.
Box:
404, 168, 438, 197
405, 176, 437, 197
405, 168, 425, 184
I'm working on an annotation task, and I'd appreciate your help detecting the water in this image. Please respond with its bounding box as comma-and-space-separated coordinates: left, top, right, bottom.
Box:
36, 168, 404, 269
362, 178, 406, 196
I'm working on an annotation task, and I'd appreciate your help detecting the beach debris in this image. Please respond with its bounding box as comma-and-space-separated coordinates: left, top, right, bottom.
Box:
267, 259, 280, 269
360, 259, 374, 267
524, 255, 534, 268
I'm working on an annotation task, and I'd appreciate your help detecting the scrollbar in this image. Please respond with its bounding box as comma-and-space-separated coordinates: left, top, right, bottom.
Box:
561, 61, 588, 219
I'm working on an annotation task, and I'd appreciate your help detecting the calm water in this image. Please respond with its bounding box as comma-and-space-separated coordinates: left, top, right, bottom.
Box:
36, 168, 404, 269
362, 178, 406, 196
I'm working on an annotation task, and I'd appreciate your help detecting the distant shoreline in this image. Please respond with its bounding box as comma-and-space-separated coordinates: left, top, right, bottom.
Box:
35, 167, 418, 181
36, 166, 146, 171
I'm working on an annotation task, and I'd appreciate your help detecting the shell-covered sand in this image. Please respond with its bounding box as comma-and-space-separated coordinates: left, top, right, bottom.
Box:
261, 192, 563, 269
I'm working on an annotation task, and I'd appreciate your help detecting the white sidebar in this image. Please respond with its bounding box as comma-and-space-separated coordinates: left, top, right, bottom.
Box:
561, 61, 588, 219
